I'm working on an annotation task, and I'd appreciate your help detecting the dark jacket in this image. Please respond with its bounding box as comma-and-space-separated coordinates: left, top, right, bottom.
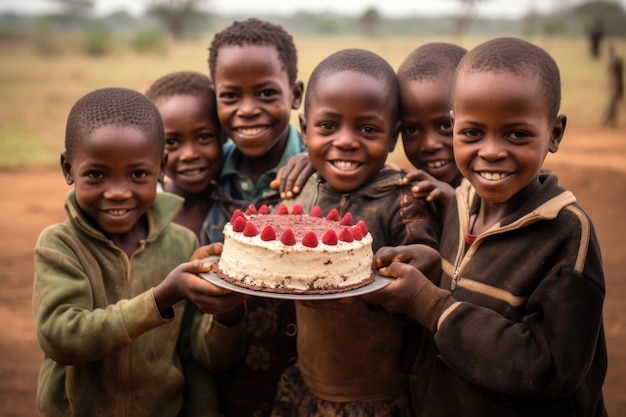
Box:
408, 173, 608, 417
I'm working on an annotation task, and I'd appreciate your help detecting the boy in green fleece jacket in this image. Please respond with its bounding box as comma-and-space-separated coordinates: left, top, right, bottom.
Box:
366, 37, 608, 417
33, 87, 247, 417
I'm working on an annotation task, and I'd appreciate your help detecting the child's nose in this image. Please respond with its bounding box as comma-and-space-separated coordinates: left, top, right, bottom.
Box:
103, 179, 133, 200
236, 96, 260, 117
478, 135, 506, 160
420, 132, 443, 152
332, 130, 360, 149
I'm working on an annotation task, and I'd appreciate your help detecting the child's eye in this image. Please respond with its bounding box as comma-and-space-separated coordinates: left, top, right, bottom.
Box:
86, 171, 104, 180
131, 170, 150, 180
198, 133, 217, 143
508, 131, 531, 140
165, 137, 180, 148
402, 125, 420, 137
318, 122, 336, 132
461, 128, 482, 139
439, 120, 453, 133
360, 125, 379, 136
219, 92, 238, 101
259, 89, 278, 99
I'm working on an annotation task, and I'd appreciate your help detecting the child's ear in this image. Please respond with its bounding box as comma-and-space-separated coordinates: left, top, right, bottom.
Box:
291, 81, 304, 110
60, 152, 73, 185
298, 113, 308, 147
549, 114, 567, 153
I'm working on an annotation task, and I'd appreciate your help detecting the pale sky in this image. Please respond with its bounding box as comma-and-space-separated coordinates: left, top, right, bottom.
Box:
3, 0, 625, 18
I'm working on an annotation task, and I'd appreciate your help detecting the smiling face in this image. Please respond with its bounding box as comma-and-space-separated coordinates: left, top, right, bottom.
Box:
61, 125, 164, 238
155, 94, 222, 196
452, 70, 564, 206
213, 44, 303, 159
400, 77, 461, 187
300, 70, 397, 192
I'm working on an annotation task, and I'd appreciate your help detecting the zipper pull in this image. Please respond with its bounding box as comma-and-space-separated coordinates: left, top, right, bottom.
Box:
451, 269, 459, 292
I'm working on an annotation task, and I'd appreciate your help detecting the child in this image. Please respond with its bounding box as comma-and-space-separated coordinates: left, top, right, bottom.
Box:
204, 18, 305, 417
271, 48, 440, 416
145, 70, 241, 244
397, 42, 467, 199
366, 37, 608, 416
32, 87, 246, 417
603, 42, 624, 128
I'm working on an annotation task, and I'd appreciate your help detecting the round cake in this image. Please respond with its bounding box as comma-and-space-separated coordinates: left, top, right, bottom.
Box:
215, 203, 375, 294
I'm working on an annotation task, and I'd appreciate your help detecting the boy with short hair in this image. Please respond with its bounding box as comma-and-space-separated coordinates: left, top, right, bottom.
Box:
145, 70, 239, 244
271, 48, 440, 417
33, 87, 245, 417
204, 18, 305, 417
367, 37, 608, 417
397, 42, 467, 201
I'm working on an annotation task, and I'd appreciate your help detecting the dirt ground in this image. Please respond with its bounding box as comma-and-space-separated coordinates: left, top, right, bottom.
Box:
0, 127, 625, 416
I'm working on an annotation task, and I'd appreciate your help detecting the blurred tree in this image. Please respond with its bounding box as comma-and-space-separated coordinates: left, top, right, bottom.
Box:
147, 0, 209, 40
571, 0, 626, 37
51, 0, 94, 16
453, 0, 483, 37
359, 7, 381, 37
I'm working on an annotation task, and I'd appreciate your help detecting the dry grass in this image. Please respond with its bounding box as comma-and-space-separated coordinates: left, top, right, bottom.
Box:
0, 35, 624, 169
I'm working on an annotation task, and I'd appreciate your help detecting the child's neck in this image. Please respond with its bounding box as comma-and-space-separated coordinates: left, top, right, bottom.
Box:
238, 134, 288, 185
109, 216, 148, 257
472, 176, 541, 235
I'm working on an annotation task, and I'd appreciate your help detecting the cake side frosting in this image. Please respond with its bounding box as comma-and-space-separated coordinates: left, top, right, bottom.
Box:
216, 204, 375, 294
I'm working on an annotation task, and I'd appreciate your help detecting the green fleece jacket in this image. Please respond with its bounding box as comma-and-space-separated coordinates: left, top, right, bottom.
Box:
33, 190, 244, 417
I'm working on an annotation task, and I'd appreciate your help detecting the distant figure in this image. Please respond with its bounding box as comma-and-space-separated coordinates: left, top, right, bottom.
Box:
604, 43, 624, 127
588, 15, 605, 60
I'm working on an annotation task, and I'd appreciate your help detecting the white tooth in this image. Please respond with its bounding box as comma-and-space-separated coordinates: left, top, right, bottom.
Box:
427, 160, 446, 169
238, 127, 264, 136
480, 172, 508, 180
334, 161, 358, 170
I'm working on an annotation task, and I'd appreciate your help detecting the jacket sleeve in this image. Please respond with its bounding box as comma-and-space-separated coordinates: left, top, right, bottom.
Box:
33, 226, 173, 365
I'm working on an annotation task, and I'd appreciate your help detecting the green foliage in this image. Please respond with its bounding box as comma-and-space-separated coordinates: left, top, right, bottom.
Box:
81, 25, 112, 56
130, 28, 168, 54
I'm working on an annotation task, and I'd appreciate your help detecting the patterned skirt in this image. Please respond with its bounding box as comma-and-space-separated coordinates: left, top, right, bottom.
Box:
270, 365, 415, 417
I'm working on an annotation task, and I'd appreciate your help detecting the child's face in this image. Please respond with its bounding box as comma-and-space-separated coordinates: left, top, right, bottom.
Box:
300, 70, 398, 192
61, 125, 164, 237
155, 94, 222, 195
400, 77, 461, 187
452, 71, 564, 204
213, 44, 303, 158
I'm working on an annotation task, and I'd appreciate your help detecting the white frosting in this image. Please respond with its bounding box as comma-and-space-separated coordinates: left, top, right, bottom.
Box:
219, 222, 374, 292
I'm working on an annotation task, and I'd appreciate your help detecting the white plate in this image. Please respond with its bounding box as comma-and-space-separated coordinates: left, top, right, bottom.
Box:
199, 256, 393, 300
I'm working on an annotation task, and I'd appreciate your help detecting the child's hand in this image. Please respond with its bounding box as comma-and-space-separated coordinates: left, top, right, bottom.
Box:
190, 243, 223, 261
374, 244, 441, 283
402, 169, 455, 211
363, 261, 430, 316
269, 152, 315, 198
154, 259, 247, 318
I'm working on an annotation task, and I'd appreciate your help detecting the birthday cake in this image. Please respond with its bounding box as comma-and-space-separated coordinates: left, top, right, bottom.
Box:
215, 204, 375, 294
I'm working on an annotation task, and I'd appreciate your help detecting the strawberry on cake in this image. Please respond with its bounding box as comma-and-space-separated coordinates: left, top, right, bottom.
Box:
215, 204, 375, 294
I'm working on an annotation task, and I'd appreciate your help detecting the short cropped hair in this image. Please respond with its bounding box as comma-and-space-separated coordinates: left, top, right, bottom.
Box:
208, 18, 298, 86
305, 48, 400, 120
145, 70, 215, 103
65, 87, 164, 157
455, 37, 561, 118
397, 42, 467, 82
